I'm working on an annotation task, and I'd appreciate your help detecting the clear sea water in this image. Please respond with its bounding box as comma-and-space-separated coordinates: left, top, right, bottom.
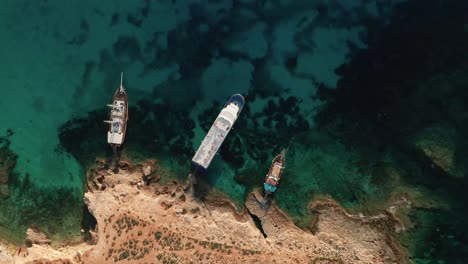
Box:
1, 0, 467, 262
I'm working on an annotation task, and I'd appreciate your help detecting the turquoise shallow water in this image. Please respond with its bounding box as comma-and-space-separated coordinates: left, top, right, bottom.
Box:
1, 0, 468, 262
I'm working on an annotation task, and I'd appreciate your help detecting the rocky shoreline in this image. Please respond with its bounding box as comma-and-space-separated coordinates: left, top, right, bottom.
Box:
0, 159, 411, 263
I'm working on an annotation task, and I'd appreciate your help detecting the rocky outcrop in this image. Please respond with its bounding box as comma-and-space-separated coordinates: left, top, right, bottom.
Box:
141, 159, 160, 184
413, 124, 465, 178
309, 198, 408, 263
244, 191, 296, 237
26, 227, 52, 246
27, 258, 74, 264
245, 190, 408, 263
7, 159, 411, 263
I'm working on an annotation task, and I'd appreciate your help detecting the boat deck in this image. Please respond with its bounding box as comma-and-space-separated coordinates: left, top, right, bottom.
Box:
269, 163, 283, 177
107, 97, 127, 145
192, 117, 231, 169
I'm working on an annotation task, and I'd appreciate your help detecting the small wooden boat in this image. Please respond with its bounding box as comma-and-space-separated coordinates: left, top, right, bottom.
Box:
105, 73, 128, 148
263, 149, 286, 194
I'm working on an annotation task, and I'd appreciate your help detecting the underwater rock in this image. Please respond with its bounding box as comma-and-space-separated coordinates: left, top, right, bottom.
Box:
0, 134, 17, 198
26, 227, 52, 246
0, 185, 9, 198
215, 93, 308, 171
413, 124, 465, 179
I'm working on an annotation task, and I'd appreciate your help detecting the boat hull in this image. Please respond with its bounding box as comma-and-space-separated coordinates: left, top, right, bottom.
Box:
263, 150, 286, 194
192, 94, 245, 170
107, 89, 128, 147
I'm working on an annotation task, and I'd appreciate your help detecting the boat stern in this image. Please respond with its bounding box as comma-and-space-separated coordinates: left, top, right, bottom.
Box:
264, 183, 277, 193
107, 131, 124, 145
191, 161, 207, 173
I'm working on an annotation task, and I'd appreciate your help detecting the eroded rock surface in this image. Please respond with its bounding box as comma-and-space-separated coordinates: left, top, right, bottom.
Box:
246, 191, 408, 263
26, 227, 52, 246
2, 160, 410, 263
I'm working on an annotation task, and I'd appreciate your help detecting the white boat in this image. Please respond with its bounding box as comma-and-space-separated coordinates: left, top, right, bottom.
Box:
192, 94, 245, 170
104, 73, 128, 147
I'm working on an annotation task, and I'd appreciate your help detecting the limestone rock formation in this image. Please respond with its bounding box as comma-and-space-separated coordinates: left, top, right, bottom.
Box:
245, 190, 407, 263
26, 227, 52, 246
1, 160, 410, 263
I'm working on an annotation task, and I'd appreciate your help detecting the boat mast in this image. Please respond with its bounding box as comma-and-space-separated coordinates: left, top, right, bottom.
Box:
119, 72, 124, 93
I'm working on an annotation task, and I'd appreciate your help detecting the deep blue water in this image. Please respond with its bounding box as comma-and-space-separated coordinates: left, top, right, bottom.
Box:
1, 0, 468, 262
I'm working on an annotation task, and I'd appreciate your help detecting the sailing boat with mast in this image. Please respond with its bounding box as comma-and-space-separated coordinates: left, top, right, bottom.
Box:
263, 149, 286, 197
105, 73, 129, 150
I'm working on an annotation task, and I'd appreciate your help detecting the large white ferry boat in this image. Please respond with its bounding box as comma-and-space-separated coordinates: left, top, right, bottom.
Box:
192, 94, 245, 170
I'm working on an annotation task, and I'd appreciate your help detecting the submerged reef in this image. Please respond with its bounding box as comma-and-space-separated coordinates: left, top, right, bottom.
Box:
4, 0, 465, 262
59, 110, 110, 167
0, 131, 83, 244
316, 0, 468, 262
200, 93, 309, 168
59, 98, 195, 171
0, 130, 16, 199
413, 124, 466, 179
5, 173, 83, 243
